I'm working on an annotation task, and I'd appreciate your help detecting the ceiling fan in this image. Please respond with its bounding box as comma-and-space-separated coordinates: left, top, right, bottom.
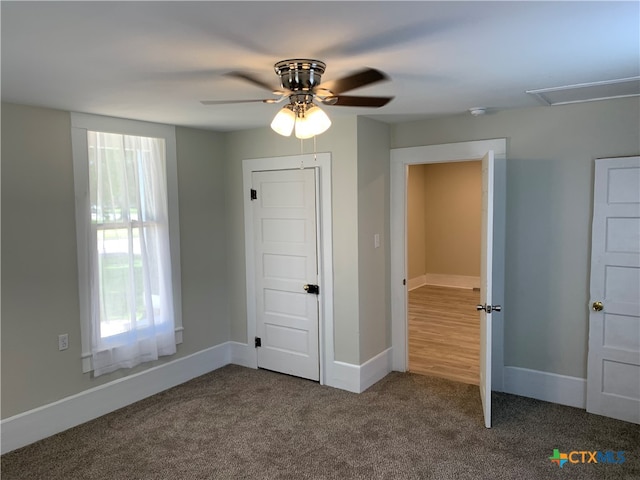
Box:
201, 59, 394, 138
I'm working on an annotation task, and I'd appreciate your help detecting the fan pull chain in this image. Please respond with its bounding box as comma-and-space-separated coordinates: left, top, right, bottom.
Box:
313, 136, 318, 162
298, 136, 318, 169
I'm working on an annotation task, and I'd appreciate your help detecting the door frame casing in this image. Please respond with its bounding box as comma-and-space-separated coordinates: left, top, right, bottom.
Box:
390, 139, 506, 391
243, 153, 334, 385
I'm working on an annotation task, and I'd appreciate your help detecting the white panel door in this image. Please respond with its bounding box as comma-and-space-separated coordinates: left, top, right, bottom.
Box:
478, 150, 498, 429
252, 169, 320, 381
587, 156, 640, 424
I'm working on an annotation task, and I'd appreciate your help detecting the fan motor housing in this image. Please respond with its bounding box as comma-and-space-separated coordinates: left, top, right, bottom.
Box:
275, 59, 326, 92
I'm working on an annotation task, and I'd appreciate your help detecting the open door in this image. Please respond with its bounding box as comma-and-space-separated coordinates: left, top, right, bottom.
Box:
477, 150, 500, 428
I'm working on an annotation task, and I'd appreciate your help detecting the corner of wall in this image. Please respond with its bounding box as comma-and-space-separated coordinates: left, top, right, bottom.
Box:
327, 348, 393, 394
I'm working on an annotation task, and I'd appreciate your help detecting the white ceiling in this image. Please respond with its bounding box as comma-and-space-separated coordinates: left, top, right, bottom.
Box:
2, 1, 638, 132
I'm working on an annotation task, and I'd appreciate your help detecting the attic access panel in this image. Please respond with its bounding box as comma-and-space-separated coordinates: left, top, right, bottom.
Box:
526, 77, 640, 105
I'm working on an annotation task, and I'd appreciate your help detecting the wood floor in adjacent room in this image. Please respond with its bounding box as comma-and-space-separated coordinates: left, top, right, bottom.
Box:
408, 285, 480, 385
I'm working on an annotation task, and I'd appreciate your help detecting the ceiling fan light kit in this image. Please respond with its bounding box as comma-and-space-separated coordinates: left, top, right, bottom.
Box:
270, 104, 296, 136
270, 100, 332, 139
293, 104, 332, 139
202, 58, 393, 139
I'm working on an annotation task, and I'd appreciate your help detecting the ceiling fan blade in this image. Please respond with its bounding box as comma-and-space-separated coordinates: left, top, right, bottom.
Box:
315, 21, 453, 58
323, 95, 394, 108
225, 71, 284, 94
316, 68, 389, 95
200, 99, 277, 105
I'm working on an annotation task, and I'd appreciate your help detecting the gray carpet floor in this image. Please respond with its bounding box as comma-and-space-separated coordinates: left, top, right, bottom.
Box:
2, 365, 638, 479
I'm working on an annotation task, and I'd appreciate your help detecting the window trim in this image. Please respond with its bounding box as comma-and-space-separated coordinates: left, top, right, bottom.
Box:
71, 113, 183, 373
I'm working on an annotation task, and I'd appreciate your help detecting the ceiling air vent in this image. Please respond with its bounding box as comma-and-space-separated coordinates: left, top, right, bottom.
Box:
526, 76, 640, 106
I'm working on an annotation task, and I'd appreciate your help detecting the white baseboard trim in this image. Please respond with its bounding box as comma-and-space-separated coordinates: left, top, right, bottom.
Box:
2, 342, 393, 454
328, 360, 361, 393
408, 275, 426, 291
327, 348, 392, 394
229, 341, 256, 369
503, 366, 586, 409
424, 273, 480, 290
1, 342, 231, 454
360, 348, 393, 392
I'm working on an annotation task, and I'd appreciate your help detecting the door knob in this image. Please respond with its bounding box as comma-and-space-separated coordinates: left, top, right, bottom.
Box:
303, 284, 319, 295
592, 301, 604, 312
476, 304, 501, 314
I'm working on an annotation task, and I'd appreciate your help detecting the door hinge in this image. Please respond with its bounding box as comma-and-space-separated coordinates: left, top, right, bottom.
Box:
250, 188, 257, 200
403, 279, 406, 286
255, 336, 261, 348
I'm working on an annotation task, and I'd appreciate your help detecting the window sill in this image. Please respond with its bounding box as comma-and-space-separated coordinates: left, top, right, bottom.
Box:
81, 326, 184, 374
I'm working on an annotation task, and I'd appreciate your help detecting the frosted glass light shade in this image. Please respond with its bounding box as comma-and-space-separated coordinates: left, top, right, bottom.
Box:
295, 105, 331, 139
270, 106, 296, 136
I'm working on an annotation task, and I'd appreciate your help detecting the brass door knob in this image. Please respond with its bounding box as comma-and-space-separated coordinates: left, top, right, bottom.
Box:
592, 301, 604, 312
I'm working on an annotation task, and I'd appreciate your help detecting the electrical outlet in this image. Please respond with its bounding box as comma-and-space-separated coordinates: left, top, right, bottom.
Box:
58, 334, 69, 351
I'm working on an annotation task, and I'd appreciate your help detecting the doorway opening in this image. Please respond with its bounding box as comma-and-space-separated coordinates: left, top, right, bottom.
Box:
407, 161, 482, 385
390, 139, 506, 391
391, 139, 506, 427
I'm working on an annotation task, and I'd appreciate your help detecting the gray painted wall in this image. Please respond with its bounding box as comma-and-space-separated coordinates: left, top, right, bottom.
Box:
175, 126, 230, 350
392, 97, 640, 378
356, 117, 391, 363
1, 103, 230, 418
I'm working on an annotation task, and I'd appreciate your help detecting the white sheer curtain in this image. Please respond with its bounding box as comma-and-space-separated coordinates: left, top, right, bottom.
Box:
88, 131, 175, 376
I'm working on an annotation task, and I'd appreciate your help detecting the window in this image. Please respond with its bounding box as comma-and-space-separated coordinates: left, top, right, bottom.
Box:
72, 114, 182, 376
